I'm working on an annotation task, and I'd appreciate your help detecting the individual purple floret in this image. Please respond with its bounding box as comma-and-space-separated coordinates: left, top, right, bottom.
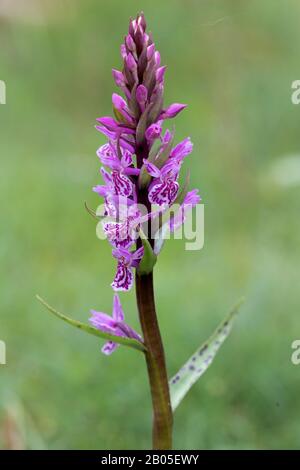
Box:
111, 246, 144, 291
89, 294, 142, 355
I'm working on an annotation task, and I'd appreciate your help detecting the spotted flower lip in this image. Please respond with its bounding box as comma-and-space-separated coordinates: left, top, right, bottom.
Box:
89, 294, 143, 355
102, 195, 163, 249
143, 159, 180, 206
148, 179, 179, 206
93, 166, 133, 198
102, 204, 141, 249
111, 246, 144, 292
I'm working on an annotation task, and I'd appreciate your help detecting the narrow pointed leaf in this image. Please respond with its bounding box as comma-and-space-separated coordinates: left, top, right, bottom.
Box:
36, 295, 146, 353
138, 164, 152, 189
113, 106, 129, 125
169, 298, 244, 411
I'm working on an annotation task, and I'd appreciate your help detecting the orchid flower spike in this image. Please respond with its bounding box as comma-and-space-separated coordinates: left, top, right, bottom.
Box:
37, 12, 242, 455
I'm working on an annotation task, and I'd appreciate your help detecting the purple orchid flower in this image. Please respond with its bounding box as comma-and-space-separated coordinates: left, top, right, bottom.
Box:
97, 143, 139, 176
102, 202, 141, 249
93, 166, 133, 198
111, 246, 144, 291
102, 193, 163, 249
145, 121, 163, 145
89, 294, 143, 355
143, 159, 180, 206
170, 137, 193, 162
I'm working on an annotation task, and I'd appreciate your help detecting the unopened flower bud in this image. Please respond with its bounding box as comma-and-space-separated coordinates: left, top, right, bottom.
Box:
136, 85, 148, 109
112, 69, 126, 87
147, 43, 155, 61
160, 103, 187, 119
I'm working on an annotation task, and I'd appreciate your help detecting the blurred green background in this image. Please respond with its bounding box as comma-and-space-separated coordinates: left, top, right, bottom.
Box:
0, 0, 300, 450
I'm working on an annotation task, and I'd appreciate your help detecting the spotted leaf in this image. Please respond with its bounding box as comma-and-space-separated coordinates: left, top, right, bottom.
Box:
169, 298, 244, 411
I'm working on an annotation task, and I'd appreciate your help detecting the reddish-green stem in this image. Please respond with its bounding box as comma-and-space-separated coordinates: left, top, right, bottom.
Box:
135, 272, 173, 449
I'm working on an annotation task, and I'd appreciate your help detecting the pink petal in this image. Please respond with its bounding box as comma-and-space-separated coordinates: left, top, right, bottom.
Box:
93, 185, 109, 197
112, 294, 125, 322
143, 159, 161, 178
121, 150, 133, 168
132, 246, 144, 262
100, 167, 112, 184
97, 144, 120, 170
136, 85, 148, 106
112, 247, 132, 264
145, 122, 163, 142
112, 69, 126, 87
89, 311, 116, 333
170, 137, 193, 160
147, 43, 155, 61
102, 341, 119, 355
160, 103, 187, 119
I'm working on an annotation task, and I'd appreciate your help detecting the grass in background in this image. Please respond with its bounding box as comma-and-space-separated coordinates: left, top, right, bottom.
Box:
0, 0, 300, 449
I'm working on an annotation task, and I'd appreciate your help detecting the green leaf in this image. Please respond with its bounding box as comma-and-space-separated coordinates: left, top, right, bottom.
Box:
113, 106, 130, 125
138, 164, 152, 189
169, 298, 244, 411
36, 295, 146, 353
137, 230, 157, 275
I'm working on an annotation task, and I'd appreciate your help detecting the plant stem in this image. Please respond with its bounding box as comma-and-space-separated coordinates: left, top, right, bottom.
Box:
135, 272, 173, 449
135, 140, 173, 449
